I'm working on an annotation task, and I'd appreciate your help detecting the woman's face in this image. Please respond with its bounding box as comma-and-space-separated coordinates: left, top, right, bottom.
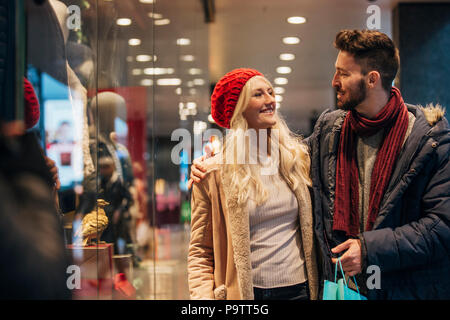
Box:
242, 77, 277, 130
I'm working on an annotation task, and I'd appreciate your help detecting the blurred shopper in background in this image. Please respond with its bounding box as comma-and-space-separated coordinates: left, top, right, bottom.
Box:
188, 68, 319, 300
0, 83, 71, 299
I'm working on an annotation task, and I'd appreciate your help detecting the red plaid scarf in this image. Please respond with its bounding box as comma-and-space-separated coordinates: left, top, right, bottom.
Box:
333, 87, 409, 237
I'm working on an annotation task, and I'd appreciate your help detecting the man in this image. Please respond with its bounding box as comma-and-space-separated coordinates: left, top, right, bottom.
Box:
190, 30, 450, 299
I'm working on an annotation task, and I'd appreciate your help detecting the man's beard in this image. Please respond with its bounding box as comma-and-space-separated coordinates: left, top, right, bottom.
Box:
336, 79, 367, 111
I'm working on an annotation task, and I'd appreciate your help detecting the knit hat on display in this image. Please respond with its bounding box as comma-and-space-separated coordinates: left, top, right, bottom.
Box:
211, 68, 262, 128
24, 77, 40, 129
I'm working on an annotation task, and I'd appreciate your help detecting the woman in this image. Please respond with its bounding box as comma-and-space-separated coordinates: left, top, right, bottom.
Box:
188, 68, 318, 300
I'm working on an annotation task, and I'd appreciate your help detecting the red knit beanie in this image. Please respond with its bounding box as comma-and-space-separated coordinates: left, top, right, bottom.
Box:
211, 68, 263, 129
24, 77, 40, 129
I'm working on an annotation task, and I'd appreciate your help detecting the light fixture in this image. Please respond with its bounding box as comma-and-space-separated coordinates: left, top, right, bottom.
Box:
157, 78, 182, 86
148, 12, 163, 19
193, 78, 205, 86
116, 18, 132, 26
180, 55, 195, 62
189, 88, 197, 95
276, 103, 281, 109
175, 88, 182, 95
274, 87, 285, 94
276, 66, 292, 74
274, 77, 288, 85
187, 102, 197, 109
132, 68, 142, 75
128, 38, 141, 46
282, 37, 300, 45
188, 68, 202, 75
143, 67, 174, 75
126, 56, 133, 62
177, 38, 191, 46
140, 79, 153, 86
193, 121, 207, 135
279, 53, 295, 61
136, 55, 152, 62
275, 95, 283, 102
140, 0, 154, 3
287, 16, 307, 24
154, 19, 170, 26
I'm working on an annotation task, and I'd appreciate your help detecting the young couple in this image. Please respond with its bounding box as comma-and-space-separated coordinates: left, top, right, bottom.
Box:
187, 30, 450, 300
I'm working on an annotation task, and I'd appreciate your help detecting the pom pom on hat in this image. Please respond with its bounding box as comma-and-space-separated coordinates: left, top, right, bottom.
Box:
211, 68, 262, 129
24, 77, 40, 129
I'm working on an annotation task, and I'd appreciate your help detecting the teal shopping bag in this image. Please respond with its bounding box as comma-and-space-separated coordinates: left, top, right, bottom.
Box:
323, 258, 367, 300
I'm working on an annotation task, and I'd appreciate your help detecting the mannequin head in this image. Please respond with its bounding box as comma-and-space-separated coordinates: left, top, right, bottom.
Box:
90, 91, 126, 136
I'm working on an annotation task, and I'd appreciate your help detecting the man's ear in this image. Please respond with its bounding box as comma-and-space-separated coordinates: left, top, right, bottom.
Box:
367, 71, 381, 88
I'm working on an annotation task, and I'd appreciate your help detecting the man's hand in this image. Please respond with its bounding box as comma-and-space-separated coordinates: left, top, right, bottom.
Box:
331, 239, 362, 277
187, 145, 214, 190
187, 155, 207, 190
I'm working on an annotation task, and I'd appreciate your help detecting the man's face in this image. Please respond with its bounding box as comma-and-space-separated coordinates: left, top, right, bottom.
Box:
99, 163, 114, 180
332, 51, 367, 110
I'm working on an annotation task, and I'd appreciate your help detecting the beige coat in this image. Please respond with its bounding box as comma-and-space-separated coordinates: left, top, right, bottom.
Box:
188, 157, 319, 300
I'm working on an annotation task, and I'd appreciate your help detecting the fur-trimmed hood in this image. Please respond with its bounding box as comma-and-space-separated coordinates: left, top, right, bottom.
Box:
419, 103, 446, 126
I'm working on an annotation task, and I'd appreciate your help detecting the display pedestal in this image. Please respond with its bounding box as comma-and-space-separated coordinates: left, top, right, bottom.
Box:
66, 243, 114, 300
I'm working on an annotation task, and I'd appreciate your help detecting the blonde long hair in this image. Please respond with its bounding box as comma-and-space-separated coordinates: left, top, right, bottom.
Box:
221, 76, 311, 208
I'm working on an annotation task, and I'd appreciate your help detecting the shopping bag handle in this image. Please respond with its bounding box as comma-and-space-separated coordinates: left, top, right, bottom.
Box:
335, 257, 361, 295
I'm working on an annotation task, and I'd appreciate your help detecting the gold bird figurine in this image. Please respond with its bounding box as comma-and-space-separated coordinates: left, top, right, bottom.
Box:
75, 199, 109, 246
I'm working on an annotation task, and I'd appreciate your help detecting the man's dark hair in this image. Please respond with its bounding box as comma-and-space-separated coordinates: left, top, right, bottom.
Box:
334, 29, 400, 92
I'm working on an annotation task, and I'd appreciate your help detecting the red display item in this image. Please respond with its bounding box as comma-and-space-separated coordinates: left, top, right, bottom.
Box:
211, 68, 262, 128
113, 273, 136, 299
23, 77, 40, 129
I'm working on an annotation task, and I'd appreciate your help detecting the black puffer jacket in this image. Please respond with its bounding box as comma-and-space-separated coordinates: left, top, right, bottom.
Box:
308, 104, 450, 300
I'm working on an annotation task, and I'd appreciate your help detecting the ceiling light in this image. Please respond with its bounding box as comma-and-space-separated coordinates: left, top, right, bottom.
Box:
136, 55, 153, 62
276, 103, 281, 109
193, 121, 207, 135
180, 55, 195, 62
126, 56, 133, 62
277, 66, 292, 74
175, 88, 182, 95
193, 79, 205, 86
148, 12, 163, 19
274, 87, 285, 94
275, 95, 283, 102
177, 38, 191, 46
287, 16, 307, 24
157, 78, 182, 86
116, 18, 132, 26
140, 79, 153, 86
187, 102, 197, 109
189, 88, 197, 95
128, 38, 141, 46
274, 77, 288, 85
143, 68, 174, 75
188, 68, 202, 75
132, 68, 142, 75
154, 19, 170, 26
280, 53, 295, 61
282, 37, 300, 45
140, 0, 154, 3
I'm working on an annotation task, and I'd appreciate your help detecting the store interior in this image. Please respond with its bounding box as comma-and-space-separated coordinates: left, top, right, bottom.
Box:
3, 0, 449, 299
